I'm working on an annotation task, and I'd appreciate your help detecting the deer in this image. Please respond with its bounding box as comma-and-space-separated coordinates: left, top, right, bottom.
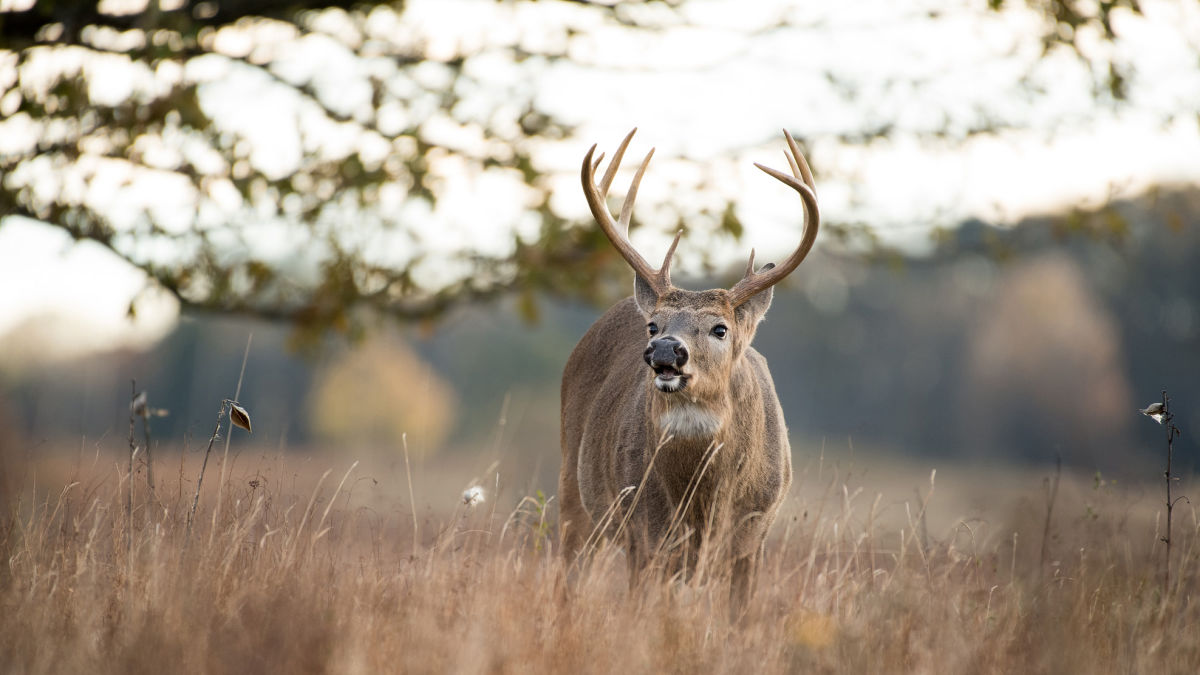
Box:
558, 128, 819, 609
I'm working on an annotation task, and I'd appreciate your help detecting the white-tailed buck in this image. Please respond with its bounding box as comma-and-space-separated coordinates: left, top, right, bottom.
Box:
559, 128, 819, 606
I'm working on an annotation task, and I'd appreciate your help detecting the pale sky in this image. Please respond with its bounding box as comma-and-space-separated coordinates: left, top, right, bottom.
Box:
2, 0, 1199, 357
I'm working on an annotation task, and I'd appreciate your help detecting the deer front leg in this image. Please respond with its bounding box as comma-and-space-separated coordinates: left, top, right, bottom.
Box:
622, 479, 673, 590
730, 551, 760, 618
729, 513, 770, 617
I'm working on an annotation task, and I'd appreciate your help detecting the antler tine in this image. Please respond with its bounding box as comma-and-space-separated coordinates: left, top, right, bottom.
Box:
783, 129, 816, 195
727, 131, 820, 308
599, 128, 637, 196
660, 229, 682, 287
618, 149, 654, 232
581, 131, 673, 294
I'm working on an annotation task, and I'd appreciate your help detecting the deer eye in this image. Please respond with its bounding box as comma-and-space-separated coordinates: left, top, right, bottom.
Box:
647, 322, 659, 336
711, 324, 728, 339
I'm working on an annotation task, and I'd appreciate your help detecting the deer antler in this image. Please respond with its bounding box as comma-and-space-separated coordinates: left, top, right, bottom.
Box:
581, 128, 681, 296
727, 130, 820, 308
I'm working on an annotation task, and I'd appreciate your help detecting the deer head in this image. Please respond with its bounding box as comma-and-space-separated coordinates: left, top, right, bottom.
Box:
580, 129, 820, 405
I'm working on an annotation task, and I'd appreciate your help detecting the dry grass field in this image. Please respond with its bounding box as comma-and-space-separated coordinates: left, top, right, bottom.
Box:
1, 439, 1198, 674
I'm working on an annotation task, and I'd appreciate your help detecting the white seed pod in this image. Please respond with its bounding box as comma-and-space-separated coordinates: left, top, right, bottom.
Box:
462, 485, 485, 507
130, 391, 148, 416
1139, 402, 1166, 424
229, 402, 253, 433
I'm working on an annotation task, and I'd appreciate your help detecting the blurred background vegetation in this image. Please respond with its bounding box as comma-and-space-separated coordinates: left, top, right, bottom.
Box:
1, 0, 1198, 483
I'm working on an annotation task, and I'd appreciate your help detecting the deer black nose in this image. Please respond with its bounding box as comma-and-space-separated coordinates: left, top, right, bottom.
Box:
644, 337, 688, 369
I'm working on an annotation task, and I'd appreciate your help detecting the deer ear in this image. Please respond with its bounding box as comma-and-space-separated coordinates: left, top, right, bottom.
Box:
634, 273, 659, 317
734, 262, 774, 326
735, 286, 773, 326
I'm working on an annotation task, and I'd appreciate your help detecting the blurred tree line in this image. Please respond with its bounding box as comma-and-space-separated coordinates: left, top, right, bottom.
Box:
0, 0, 1177, 343
3, 186, 1197, 469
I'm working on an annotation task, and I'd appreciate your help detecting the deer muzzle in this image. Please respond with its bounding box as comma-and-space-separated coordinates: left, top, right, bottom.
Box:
644, 337, 689, 392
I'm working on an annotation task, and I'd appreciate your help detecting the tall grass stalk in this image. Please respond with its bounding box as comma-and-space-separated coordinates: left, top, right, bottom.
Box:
1039, 454, 1062, 580
212, 332, 252, 544
1154, 390, 1186, 598
184, 401, 228, 545
141, 396, 156, 506
402, 432, 418, 557
126, 380, 136, 560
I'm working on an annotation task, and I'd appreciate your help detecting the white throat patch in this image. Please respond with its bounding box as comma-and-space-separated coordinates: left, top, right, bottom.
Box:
658, 405, 722, 439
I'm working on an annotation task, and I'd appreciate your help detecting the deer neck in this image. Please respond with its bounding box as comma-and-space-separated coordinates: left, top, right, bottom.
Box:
647, 386, 732, 443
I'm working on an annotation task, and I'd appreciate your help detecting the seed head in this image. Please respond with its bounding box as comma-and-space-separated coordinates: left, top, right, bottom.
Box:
1139, 402, 1166, 424
130, 391, 148, 416
228, 402, 253, 433
462, 485, 485, 507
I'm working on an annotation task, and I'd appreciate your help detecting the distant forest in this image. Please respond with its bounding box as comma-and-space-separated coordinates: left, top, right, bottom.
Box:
3, 187, 1198, 471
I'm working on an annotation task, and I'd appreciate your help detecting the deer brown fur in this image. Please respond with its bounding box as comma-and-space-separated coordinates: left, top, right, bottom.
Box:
558, 129, 819, 608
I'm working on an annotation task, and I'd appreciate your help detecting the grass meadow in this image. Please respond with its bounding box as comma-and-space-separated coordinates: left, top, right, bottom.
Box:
1, 434, 1198, 674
